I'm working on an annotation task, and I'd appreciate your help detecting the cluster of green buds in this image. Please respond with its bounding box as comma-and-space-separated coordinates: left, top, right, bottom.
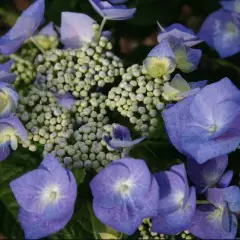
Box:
44, 122, 121, 172
16, 86, 72, 152
106, 64, 166, 136
138, 218, 174, 240
138, 219, 196, 240
71, 92, 109, 126
35, 36, 125, 97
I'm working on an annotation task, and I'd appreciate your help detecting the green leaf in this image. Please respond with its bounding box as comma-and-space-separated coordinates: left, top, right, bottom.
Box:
72, 168, 86, 185
129, 140, 181, 173
0, 200, 24, 239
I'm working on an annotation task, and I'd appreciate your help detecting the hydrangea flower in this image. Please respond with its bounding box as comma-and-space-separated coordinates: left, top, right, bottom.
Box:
0, 115, 27, 161
198, 9, 240, 58
89, 0, 136, 20
10, 154, 77, 239
162, 74, 207, 101
190, 186, 240, 239
0, 60, 16, 84
104, 124, 145, 156
56, 92, 77, 110
157, 23, 203, 47
0, 0, 45, 55
220, 0, 240, 14
162, 78, 240, 164
187, 155, 233, 193
0, 82, 18, 118
144, 39, 176, 79
90, 158, 159, 235
151, 164, 196, 235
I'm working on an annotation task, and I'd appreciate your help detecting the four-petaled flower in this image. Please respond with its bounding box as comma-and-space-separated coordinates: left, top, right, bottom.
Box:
0, 0, 45, 55
151, 164, 196, 235
0, 115, 27, 161
89, 0, 136, 20
10, 154, 77, 239
162, 78, 240, 163
190, 186, 240, 239
90, 158, 159, 235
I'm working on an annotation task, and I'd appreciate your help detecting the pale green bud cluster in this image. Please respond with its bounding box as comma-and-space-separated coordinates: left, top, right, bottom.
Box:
35, 37, 125, 96
16, 86, 72, 152
138, 218, 174, 240
71, 92, 109, 126
106, 64, 166, 136
138, 219, 196, 240
44, 122, 121, 172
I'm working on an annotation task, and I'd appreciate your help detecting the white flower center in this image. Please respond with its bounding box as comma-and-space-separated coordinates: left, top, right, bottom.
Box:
115, 179, 133, 197
42, 185, 61, 205
208, 124, 217, 133
0, 91, 9, 112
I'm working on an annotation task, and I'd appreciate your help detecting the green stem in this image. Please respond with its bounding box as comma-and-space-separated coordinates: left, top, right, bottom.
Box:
10, 54, 28, 63
216, 58, 240, 75
197, 200, 209, 205
30, 37, 45, 54
98, 17, 108, 40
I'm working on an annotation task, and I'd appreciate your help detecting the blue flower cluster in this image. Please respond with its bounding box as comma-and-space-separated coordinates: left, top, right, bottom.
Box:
0, 0, 240, 239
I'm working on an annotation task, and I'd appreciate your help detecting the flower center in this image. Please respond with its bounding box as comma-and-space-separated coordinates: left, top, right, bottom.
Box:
0, 125, 15, 144
42, 185, 60, 205
115, 179, 133, 197
224, 21, 238, 41
0, 91, 8, 112
208, 124, 217, 133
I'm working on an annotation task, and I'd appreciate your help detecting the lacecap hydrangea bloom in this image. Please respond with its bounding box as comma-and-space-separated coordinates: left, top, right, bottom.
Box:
151, 164, 196, 235
90, 158, 159, 235
190, 186, 240, 239
0, 0, 45, 55
10, 154, 77, 239
162, 77, 240, 163
187, 155, 233, 193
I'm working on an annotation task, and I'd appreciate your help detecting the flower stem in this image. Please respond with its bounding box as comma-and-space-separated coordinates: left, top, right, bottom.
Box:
216, 58, 240, 75
30, 37, 45, 54
197, 200, 209, 204
98, 17, 108, 40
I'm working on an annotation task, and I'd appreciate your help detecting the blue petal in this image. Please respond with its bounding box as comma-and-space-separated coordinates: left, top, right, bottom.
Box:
113, 124, 132, 141
19, 207, 74, 239
190, 204, 237, 239
151, 187, 196, 235
38, 22, 58, 38
0, 72, 17, 84
198, 9, 240, 58
147, 39, 176, 59
0, 60, 14, 72
106, 137, 145, 149
220, 0, 240, 13
0, 0, 45, 55
188, 80, 208, 89
162, 95, 195, 154
154, 169, 188, 214
187, 155, 228, 192
218, 170, 233, 188
0, 141, 10, 162
158, 23, 202, 47
102, 8, 136, 20
222, 186, 240, 213
56, 92, 76, 110
61, 12, 96, 49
